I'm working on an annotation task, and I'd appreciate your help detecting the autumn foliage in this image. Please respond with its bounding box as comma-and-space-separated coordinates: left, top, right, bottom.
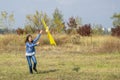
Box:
111, 26, 120, 36
77, 24, 92, 36
16, 28, 24, 35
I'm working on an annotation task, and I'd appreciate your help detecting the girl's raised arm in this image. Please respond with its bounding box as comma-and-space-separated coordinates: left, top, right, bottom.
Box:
33, 30, 42, 43
33, 34, 41, 43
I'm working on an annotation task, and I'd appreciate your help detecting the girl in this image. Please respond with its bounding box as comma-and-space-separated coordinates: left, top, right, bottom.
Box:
25, 30, 42, 74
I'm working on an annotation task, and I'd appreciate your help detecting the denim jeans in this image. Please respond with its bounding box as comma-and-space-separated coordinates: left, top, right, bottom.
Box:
26, 55, 37, 73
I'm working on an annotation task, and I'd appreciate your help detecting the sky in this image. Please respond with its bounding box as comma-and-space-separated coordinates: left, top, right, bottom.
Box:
0, 0, 120, 29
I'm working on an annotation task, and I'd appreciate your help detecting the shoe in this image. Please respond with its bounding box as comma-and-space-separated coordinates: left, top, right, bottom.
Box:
30, 66, 33, 74
33, 63, 38, 73
30, 71, 33, 74
33, 68, 38, 72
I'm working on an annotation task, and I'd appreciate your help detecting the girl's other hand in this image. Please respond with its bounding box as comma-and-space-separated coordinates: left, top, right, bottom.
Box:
40, 30, 43, 34
36, 42, 40, 45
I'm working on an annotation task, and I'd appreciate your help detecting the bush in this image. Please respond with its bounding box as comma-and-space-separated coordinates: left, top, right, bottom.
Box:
77, 24, 92, 36
16, 28, 24, 35
111, 26, 120, 37
65, 17, 77, 34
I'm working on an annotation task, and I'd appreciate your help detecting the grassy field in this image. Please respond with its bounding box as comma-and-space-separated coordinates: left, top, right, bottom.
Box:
0, 34, 120, 80
0, 49, 120, 80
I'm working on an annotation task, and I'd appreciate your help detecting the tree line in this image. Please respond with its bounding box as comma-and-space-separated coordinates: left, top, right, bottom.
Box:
0, 8, 120, 36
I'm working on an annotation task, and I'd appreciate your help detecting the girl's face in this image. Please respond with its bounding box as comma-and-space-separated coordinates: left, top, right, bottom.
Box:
28, 36, 32, 42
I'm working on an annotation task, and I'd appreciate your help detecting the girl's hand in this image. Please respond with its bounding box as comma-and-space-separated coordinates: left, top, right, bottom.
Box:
36, 42, 40, 45
46, 27, 49, 32
40, 30, 43, 34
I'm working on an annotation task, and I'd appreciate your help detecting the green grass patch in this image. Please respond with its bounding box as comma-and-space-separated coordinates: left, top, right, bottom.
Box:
0, 51, 120, 80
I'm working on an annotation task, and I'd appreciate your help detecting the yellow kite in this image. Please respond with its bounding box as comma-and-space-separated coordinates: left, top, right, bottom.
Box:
41, 19, 56, 46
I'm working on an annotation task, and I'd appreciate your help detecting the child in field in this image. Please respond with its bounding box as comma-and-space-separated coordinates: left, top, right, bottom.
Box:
25, 30, 42, 74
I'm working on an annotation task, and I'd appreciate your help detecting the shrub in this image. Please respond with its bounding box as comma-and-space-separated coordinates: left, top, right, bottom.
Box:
16, 28, 24, 35
111, 26, 120, 37
67, 17, 77, 28
65, 17, 77, 34
77, 24, 92, 36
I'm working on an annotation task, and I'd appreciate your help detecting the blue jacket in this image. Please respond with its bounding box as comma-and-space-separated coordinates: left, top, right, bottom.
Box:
26, 34, 41, 54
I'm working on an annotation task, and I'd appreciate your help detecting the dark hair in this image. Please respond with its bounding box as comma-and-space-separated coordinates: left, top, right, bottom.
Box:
25, 34, 33, 43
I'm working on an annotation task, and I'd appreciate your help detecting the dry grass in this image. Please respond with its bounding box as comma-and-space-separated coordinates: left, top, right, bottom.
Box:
0, 34, 120, 80
99, 36, 120, 53
0, 34, 120, 54
76, 35, 120, 53
0, 49, 120, 80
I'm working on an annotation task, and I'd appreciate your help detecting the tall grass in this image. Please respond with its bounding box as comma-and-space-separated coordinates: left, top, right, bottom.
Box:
0, 34, 120, 80
99, 36, 120, 53
0, 34, 120, 53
